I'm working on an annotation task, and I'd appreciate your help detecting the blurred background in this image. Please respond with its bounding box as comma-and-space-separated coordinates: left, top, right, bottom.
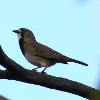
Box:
0, 0, 100, 100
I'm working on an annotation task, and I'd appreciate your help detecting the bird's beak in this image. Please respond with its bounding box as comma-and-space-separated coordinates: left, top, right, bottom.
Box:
12, 29, 21, 33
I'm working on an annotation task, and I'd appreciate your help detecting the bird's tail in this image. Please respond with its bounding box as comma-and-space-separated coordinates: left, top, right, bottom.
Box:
67, 58, 88, 66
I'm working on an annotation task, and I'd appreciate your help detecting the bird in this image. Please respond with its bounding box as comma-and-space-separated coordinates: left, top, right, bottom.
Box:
13, 28, 88, 73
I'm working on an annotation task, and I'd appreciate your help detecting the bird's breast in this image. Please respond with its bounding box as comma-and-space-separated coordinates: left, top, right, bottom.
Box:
24, 53, 55, 67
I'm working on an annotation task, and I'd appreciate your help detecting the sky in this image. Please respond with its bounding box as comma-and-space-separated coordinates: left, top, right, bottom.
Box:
0, 0, 100, 100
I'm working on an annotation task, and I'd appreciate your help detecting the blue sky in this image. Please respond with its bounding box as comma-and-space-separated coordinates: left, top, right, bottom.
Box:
0, 0, 100, 100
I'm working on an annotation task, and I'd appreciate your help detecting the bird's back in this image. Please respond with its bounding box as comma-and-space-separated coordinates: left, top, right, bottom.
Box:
34, 42, 69, 64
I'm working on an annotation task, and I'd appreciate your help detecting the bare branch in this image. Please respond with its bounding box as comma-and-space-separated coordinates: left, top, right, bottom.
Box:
0, 95, 9, 100
0, 45, 99, 99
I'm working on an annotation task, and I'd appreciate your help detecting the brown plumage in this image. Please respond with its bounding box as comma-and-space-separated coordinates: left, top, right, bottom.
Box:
13, 28, 88, 73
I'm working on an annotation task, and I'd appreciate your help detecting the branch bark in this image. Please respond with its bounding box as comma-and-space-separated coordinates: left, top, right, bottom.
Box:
0, 95, 9, 100
0, 45, 99, 99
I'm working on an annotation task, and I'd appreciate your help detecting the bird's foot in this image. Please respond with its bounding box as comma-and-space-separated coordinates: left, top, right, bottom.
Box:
41, 71, 47, 75
41, 67, 47, 74
32, 68, 37, 72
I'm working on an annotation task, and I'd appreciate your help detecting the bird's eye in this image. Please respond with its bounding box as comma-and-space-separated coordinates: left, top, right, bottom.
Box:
19, 28, 26, 33
19, 28, 29, 33
20, 28, 24, 31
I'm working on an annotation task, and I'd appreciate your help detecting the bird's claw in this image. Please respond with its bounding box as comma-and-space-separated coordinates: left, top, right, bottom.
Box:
32, 68, 37, 72
41, 71, 47, 75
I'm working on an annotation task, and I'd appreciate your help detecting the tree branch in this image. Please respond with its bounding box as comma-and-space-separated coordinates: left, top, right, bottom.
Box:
0, 45, 99, 99
0, 95, 9, 100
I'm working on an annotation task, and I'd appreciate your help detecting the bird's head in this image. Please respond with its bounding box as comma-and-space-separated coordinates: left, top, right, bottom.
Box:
13, 28, 36, 41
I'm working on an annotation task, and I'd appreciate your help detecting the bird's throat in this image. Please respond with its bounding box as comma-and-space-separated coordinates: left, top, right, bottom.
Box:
17, 33, 22, 40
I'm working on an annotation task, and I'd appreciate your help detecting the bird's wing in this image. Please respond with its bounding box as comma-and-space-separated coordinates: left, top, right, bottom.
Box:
34, 42, 69, 63
31, 42, 88, 66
